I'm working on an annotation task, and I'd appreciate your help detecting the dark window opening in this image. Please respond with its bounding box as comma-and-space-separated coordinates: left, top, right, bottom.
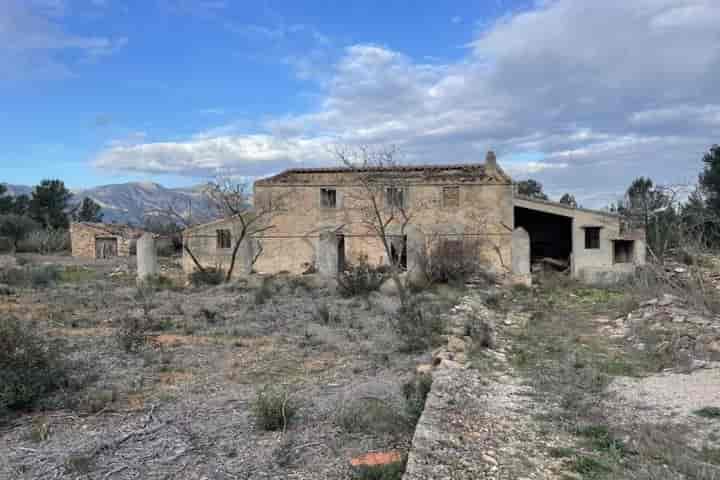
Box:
443, 239, 463, 256
389, 235, 407, 270
443, 186, 460, 207
216, 229, 232, 249
337, 234, 345, 273
584, 227, 601, 249
386, 187, 405, 208
320, 188, 337, 208
613, 240, 635, 263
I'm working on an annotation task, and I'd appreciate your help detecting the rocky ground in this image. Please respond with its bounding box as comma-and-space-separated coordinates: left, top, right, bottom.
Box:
0, 254, 465, 480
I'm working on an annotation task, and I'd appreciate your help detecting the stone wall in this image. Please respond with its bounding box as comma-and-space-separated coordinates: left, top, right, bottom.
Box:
70, 223, 143, 259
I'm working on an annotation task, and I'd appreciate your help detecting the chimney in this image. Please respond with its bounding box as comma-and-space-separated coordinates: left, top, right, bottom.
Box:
485, 150, 498, 174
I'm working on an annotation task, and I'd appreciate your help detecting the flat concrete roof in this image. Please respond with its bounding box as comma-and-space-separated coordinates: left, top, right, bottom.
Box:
513, 195, 620, 219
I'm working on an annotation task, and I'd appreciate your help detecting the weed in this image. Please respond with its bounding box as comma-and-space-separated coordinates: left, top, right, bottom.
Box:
392, 301, 443, 353
254, 277, 275, 305
694, 406, 720, 419
337, 255, 385, 298
116, 316, 148, 353
402, 373, 433, 426
337, 398, 407, 435
351, 460, 406, 480
29, 416, 51, 442
64, 454, 93, 474
188, 267, 224, 286
314, 302, 331, 325
569, 455, 612, 476
0, 317, 68, 414
548, 446, 575, 458
252, 385, 296, 431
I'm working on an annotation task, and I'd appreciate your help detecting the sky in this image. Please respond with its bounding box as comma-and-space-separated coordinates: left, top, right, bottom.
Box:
1, 0, 719, 206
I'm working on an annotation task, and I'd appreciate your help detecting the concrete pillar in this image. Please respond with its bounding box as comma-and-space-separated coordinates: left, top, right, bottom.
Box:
405, 225, 426, 286
235, 237, 256, 275
512, 227, 531, 286
137, 233, 158, 281
317, 231, 339, 276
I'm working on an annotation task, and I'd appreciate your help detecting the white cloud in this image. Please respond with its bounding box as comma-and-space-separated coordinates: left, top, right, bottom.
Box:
95, 0, 720, 205
1, 0, 127, 80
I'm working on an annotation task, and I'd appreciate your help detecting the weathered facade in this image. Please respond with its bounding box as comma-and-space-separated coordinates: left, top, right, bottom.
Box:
183, 152, 514, 277
70, 222, 145, 259
514, 196, 646, 283
182, 152, 646, 283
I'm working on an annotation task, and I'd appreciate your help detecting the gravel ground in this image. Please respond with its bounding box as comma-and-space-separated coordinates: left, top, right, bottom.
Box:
0, 255, 459, 479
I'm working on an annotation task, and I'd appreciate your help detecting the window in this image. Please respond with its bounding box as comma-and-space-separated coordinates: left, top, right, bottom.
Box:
442, 186, 460, 207
584, 227, 601, 249
320, 188, 337, 208
613, 240, 635, 263
216, 229, 231, 249
385, 187, 405, 208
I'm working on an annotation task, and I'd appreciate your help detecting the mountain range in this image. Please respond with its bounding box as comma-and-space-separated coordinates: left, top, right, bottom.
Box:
1, 182, 219, 225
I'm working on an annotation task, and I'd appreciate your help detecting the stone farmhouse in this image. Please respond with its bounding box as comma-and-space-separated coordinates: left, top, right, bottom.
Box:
70, 222, 145, 259
182, 152, 645, 284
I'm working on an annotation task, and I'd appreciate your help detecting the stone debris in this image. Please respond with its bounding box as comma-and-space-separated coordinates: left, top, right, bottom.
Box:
405, 294, 563, 479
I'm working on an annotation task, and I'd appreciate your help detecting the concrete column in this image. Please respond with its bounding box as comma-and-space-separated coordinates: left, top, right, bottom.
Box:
137, 233, 158, 281
405, 225, 426, 286
235, 237, 256, 275
317, 231, 339, 276
512, 227, 531, 286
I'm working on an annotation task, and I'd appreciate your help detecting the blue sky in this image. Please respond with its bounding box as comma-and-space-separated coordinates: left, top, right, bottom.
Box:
2, 0, 719, 206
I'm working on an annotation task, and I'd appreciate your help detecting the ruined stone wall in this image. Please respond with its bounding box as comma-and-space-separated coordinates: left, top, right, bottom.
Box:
181, 171, 514, 276
70, 223, 139, 259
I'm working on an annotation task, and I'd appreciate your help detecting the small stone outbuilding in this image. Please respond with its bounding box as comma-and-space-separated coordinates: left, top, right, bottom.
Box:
70, 222, 145, 259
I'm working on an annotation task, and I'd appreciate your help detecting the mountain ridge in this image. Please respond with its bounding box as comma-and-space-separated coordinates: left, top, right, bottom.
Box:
1, 181, 219, 225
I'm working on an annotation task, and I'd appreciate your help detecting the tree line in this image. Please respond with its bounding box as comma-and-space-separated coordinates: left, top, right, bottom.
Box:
0, 180, 103, 252
518, 144, 720, 261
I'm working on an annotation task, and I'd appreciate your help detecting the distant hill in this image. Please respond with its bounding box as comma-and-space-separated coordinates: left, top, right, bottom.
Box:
1, 181, 220, 226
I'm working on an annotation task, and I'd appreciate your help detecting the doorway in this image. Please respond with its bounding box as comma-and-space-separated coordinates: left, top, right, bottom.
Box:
389, 235, 407, 270
337, 234, 346, 273
96, 237, 118, 259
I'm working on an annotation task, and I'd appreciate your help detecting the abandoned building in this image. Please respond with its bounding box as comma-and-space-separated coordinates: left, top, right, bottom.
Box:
70, 222, 145, 259
182, 152, 646, 284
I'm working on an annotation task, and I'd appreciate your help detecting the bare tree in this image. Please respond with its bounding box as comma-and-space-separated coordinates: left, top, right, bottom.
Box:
332, 145, 418, 305
205, 177, 284, 281
155, 195, 208, 274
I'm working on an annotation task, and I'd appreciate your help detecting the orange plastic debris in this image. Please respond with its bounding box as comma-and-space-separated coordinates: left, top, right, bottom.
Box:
350, 451, 402, 467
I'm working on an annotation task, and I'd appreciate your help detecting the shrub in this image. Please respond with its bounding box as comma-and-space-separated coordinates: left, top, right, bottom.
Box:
694, 406, 720, 419
337, 255, 385, 298
30, 265, 61, 288
351, 461, 406, 480
314, 302, 331, 325
254, 277, 275, 305
18, 228, 70, 254
402, 373, 433, 425
417, 239, 482, 286
252, 385, 296, 431
0, 317, 67, 414
336, 398, 407, 435
188, 267, 224, 286
392, 301, 443, 353
116, 315, 148, 353
0, 265, 61, 288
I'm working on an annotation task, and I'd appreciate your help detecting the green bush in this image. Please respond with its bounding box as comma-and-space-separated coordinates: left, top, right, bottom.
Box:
252, 385, 296, 431
351, 461, 406, 480
402, 373, 433, 425
254, 277, 275, 305
116, 316, 149, 353
392, 302, 443, 353
188, 267, 224, 286
337, 255, 385, 298
0, 317, 68, 413
0, 265, 60, 288
336, 398, 407, 435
